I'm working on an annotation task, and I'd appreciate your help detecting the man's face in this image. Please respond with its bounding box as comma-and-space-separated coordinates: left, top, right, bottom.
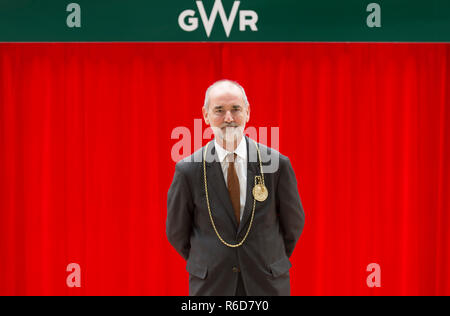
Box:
202, 83, 250, 146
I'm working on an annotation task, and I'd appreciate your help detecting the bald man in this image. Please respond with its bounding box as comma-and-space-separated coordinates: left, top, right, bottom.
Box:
166, 79, 305, 296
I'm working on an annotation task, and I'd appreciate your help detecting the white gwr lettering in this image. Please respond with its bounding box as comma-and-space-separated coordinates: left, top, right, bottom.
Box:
178, 0, 258, 37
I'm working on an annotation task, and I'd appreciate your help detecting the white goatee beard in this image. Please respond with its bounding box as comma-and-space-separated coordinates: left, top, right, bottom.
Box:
212, 126, 244, 149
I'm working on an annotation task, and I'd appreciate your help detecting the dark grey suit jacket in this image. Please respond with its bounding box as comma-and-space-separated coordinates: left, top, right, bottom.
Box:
166, 135, 305, 296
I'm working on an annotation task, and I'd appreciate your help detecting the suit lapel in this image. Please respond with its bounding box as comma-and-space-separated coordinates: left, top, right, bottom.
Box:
204, 140, 239, 229
237, 136, 259, 235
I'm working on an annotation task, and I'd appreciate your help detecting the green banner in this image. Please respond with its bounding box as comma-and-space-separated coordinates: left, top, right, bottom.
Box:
1, 0, 449, 42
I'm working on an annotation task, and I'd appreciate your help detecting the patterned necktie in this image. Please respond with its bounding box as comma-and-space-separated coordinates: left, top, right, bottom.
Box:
227, 153, 240, 225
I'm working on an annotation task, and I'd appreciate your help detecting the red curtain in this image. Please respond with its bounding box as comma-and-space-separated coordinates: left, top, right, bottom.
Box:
0, 43, 449, 295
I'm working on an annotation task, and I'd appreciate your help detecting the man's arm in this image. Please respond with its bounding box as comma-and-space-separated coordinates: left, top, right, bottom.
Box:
166, 163, 194, 261
276, 156, 305, 258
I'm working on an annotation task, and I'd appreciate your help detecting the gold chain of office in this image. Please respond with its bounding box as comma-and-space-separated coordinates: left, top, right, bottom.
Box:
202, 139, 266, 248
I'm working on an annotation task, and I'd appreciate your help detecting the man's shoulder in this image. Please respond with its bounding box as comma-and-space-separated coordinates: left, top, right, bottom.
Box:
253, 141, 287, 159
247, 138, 290, 174
174, 145, 205, 173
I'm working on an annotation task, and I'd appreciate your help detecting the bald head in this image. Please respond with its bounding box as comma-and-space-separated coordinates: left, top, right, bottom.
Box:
203, 79, 249, 110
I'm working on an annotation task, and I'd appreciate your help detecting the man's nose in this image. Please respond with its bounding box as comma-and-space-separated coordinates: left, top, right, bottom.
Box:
224, 110, 234, 122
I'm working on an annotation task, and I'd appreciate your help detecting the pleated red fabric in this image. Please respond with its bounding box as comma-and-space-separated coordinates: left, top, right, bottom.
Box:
0, 43, 449, 295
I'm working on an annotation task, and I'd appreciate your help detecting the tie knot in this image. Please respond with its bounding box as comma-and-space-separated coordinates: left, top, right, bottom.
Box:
226, 153, 237, 163
225, 153, 237, 163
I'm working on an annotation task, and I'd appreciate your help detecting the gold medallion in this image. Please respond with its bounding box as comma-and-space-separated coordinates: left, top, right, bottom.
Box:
253, 176, 268, 202
253, 184, 268, 202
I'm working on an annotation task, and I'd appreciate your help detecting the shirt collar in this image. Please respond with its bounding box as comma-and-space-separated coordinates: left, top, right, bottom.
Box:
214, 136, 247, 163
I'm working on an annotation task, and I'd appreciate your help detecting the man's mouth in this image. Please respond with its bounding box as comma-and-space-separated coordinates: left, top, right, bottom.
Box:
221, 125, 238, 129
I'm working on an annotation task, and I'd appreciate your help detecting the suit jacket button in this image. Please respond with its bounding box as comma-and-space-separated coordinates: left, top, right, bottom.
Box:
232, 267, 240, 273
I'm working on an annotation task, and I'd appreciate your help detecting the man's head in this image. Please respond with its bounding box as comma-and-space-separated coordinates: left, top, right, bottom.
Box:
202, 79, 250, 150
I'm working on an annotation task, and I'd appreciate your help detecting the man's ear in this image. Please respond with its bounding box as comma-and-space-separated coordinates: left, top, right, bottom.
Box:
202, 107, 210, 125
246, 105, 250, 123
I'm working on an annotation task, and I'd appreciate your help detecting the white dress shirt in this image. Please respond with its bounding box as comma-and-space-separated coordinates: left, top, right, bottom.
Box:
214, 136, 247, 221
